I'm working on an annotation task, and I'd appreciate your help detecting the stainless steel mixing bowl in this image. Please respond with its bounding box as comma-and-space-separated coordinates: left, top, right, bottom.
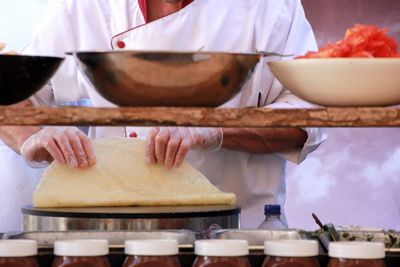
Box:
73, 51, 261, 107
0, 55, 64, 105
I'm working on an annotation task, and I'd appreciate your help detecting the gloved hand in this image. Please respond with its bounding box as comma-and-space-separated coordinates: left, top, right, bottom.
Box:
20, 127, 96, 169
0, 42, 16, 55
146, 127, 223, 170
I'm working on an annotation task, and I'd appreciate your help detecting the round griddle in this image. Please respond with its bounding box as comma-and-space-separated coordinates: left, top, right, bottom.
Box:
22, 205, 240, 219
22, 205, 241, 233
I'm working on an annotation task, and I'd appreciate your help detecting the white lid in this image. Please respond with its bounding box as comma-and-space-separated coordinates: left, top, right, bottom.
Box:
195, 240, 249, 257
329, 242, 385, 259
264, 240, 319, 257
0, 240, 38, 257
125, 240, 179, 256
54, 240, 109, 256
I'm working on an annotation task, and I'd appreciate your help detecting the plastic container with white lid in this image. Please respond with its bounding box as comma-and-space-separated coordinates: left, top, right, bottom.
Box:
123, 240, 181, 267
195, 240, 249, 257
264, 240, 319, 257
54, 240, 109, 257
125, 239, 179, 256
327, 242, 386, 267
0, 240, 39, 267
192, 240, 251, 267
262, 240, 320, 267
0, 240, 38, 257
328, 242, 386, 259
52, 240, 111, 267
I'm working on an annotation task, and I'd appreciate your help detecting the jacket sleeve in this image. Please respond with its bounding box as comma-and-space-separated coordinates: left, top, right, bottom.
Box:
23, 0, 87, 106
255, 0, 327, 164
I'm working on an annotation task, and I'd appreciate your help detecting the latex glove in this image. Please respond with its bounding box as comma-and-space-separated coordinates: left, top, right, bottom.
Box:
0, 43, 16, 55
146, 127, 223, 170
20, 127, 96, 169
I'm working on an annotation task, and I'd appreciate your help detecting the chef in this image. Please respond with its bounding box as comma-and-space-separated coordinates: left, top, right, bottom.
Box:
0, 0, 327, 229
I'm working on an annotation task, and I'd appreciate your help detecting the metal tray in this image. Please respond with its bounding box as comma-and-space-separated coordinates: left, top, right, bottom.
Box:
338, 230, 400, 251
210, 229, 303, 249
2, 230, 196, 249
306, 229, 400, 253
4, 229, 399, 253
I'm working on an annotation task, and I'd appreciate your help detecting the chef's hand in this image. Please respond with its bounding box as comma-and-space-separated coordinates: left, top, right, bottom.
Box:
20, 127, 96, 169
146, 127, 223, 170
0, 42, 16, 55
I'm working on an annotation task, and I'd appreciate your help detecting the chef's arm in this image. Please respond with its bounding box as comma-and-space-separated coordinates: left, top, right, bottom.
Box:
146, 126, 308, 170
222, 127, 307, 154
0, 100, 96, 168
0, 100, 41, 153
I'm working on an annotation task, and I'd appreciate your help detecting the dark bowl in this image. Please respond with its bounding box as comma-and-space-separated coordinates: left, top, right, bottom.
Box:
73, 51, 261, 107
0, 55, 64, 105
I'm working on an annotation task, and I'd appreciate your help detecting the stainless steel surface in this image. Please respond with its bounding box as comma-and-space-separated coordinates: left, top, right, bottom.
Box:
73, 51, 260, 107
23, 214, 239, 234
2, 230, 195, 249
211, 229, 303, 246
22, 205, 240, 235
0, 55, 63, 105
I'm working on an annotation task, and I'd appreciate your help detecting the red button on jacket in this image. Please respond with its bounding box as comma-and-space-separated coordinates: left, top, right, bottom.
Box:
117, 40, 126, 49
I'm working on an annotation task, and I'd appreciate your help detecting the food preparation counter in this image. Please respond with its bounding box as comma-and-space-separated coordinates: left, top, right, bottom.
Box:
2, 229, 399, 267
33, 250, 400, 267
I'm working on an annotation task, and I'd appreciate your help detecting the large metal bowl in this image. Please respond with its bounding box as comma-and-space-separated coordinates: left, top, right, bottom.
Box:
73, 51, 260, 107
0, 55, 64, 105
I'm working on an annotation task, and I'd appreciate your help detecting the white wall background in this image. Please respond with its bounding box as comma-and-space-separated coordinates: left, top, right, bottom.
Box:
0, 0, 399, 231
0, 0, 48, 51
286, 129, 400, 231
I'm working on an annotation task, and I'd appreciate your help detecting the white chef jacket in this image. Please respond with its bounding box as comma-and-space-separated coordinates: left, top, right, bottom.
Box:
0, 145, 43, 232
22, 0, 327, 228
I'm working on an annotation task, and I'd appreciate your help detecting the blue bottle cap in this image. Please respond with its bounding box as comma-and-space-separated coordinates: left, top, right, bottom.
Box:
264, 205, 281, 216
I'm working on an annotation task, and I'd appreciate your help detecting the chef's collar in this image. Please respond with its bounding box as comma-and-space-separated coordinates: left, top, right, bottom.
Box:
138, 0, 194, 23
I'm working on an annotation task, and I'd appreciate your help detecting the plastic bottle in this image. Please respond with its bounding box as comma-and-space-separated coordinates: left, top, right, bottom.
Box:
258, 205, 288, 230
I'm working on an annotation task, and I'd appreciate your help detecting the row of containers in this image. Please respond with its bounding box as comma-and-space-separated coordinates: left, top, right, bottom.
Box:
0, 239, 387, 267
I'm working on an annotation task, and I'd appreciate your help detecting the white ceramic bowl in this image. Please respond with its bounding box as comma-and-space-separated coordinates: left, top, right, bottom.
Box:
268, 58, 400, 107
